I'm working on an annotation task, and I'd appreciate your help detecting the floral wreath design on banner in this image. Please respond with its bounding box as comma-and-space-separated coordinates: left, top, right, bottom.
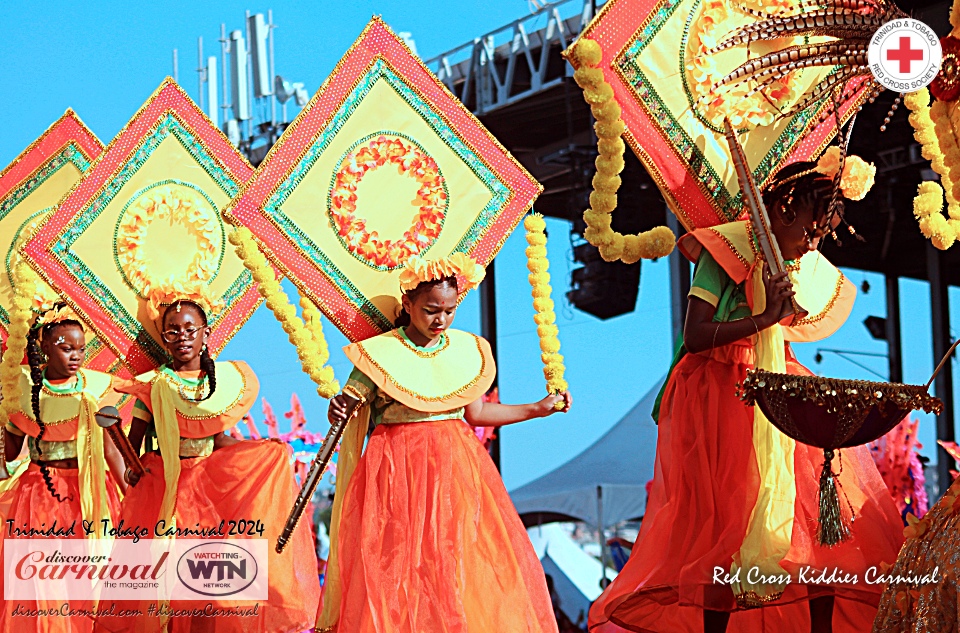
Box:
686, 0, 801, 130
328, 132, 449, 270
114, 180, 225, 297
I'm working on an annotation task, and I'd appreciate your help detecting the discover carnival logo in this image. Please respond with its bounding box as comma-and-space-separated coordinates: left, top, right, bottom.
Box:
4, 538, 268, 601
868, 19, 942, 92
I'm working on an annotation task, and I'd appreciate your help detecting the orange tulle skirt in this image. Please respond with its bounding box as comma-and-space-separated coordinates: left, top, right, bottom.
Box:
0, 462, 122, 633
332, 419, 558, 633
95, 440, 319, 633
589, 343, 905, 633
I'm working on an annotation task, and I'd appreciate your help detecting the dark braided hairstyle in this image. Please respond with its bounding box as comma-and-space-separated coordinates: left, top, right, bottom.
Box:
26, 311, 83, 502
762, 161, 833, 227
394, 277, 459, 328
164, 300, 216, 401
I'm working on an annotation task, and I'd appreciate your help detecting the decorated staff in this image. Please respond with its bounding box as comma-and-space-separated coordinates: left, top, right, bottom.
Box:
275, 386, 363, 554
224, 18, 573, 633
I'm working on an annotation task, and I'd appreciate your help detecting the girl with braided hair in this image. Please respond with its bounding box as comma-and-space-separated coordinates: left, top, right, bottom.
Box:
0, 305, 125, 632
589, 156, 904, 633
102, 294, 320, 633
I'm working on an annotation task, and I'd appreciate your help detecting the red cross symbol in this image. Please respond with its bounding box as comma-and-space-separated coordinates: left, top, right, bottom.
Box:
886, 36, 924, 74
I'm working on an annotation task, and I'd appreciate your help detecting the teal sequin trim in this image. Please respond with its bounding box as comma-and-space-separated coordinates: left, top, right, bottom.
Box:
263, 58, 510, 331
48, 114, 249, 364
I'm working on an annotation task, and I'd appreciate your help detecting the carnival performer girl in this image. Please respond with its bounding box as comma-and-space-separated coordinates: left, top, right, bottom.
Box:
100, 288, 320, 633
316, 253, 572, 633
0, 303, 126, 633
589, 156, 905, 633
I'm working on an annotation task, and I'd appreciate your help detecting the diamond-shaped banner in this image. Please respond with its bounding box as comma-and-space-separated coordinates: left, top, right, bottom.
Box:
566, 0, 867, 231
23, 80, 258, 374
225, 17, 542, 342
0, 110, 119, 370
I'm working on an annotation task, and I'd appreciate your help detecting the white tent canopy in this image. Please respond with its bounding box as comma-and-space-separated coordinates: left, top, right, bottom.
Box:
510, 377, 664, 529
527, 523, 617, 624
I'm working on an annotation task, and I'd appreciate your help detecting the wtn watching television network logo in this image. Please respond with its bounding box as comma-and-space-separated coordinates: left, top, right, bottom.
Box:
177, 542, 259, 597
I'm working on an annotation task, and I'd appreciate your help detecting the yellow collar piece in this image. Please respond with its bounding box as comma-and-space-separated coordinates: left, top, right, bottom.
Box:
344, 328, 496, 412
781, 251, 854, 343
139, 361, 248, 421
16, 368, 113, 426
679, 220, 853, 342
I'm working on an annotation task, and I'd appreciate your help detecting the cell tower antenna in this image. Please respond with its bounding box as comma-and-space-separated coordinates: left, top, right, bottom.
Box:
197, 36, 205, 111
268, 9, 276, 126
220, 23, 231, 132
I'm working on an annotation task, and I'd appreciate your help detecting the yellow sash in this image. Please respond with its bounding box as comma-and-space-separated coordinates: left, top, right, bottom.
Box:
316, 404, 370, 631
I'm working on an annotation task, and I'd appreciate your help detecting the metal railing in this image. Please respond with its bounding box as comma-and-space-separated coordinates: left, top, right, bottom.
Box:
424, 0, 601, 115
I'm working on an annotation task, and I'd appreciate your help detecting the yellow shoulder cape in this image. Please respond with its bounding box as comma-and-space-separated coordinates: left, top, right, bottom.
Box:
343, 328, 496, 412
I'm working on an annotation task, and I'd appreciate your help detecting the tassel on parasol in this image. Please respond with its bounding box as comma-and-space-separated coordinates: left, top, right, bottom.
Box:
737, 342, 953, 546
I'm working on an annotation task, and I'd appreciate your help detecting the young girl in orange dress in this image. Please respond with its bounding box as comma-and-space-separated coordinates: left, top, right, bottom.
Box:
0, 305, 125, 632
101, 291, 320, 633
316, 253, 572, 633
589, 158, 905, 633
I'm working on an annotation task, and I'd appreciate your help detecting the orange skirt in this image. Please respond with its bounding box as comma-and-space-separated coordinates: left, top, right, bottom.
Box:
96, 440, 319, 633
333, 419, 558, 633
0, 463, 122, 633
589, 344, 905, 633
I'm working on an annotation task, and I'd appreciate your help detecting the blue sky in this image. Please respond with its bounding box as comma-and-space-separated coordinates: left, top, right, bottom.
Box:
2, 1, 956, 491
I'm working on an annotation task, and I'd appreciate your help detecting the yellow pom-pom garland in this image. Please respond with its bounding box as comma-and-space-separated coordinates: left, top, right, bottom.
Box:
570, 38, 675, 263
905, 88, 960, 250
0, 264, 38, 465
524, 213, 567, 407
228, 227, 340, 399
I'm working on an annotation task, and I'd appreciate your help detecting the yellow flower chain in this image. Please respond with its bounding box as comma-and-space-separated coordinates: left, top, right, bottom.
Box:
228, 227, 340, 399
905, 88, 960, 250
0, 264, 36, 429
570, 39, 676, 264
524, 213, 567, 406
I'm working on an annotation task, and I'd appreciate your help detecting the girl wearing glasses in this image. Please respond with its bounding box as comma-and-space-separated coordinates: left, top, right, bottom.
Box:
0, 304, 126, 633
589, 157, 904, 633
101, 291, 319, 633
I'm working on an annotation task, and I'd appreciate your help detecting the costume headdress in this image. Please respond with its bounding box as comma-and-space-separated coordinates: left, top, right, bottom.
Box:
397, 253, 485, 295
34, 303, 83, 336
764, 145, 877, 245
705, 1, 907, 124
0, 111, 116, 368
20, 79, 258, 374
